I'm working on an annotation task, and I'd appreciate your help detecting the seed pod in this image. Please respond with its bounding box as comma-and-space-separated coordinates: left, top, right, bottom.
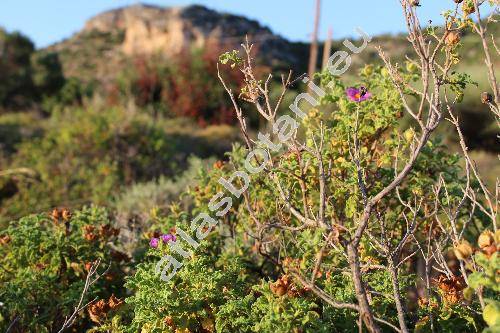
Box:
481, 92, 493, 104
445, 31, 461, 46
454, 240, 473, 260
410, 0, 420, 6
478, 230, 495, 249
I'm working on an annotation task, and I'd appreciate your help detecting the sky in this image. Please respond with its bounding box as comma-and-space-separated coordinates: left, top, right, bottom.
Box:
0, 0, 473, 49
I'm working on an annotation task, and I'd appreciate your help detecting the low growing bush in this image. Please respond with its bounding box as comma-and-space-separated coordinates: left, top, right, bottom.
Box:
0, 206, 128, 332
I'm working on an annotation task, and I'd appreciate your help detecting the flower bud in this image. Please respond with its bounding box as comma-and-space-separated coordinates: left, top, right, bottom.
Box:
454, 0, 463, 3
481, 92, 493, 104
362, 64, 374, 76
478, 230, 495, 249
454, 240, 473, 260
406, 61, 418, 73
410, 0, 420, 6
404, 128, 415, 142
149, 237, 159, 248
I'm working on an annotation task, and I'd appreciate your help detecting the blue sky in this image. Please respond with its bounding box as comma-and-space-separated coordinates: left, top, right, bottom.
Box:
0, 0, 469, 48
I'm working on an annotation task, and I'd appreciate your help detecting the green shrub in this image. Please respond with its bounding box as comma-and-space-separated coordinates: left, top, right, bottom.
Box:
113, 156, 216, 254
115, 156, 215, 223
0, 108, 181, 223
0, 206, 128, 332
94, 61, 490, 332
0, 28, 36, 109
31, 52, 65, 99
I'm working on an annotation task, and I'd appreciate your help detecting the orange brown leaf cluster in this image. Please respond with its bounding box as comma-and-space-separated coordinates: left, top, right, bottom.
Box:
0, 234, 11, 246
51, 208, 71, 223
433, 274, 466, 304
88, 295, 124, 323
270, 275, 308, 298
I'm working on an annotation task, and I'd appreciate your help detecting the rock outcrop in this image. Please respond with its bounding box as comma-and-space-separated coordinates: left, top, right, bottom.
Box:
48, 4, 302, 82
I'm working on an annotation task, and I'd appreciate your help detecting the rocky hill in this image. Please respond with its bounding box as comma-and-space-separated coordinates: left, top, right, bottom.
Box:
39, 3, 499, 153
46, 4, 302, 84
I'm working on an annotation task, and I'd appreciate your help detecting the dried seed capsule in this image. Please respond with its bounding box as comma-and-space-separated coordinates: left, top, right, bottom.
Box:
478, 230, 495, 249
453, 240, 473, 260
481, 92, 493, 104
445, 31, 461, 46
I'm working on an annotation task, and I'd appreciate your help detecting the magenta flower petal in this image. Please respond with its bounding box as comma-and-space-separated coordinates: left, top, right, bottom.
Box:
359, 92, 372, 101
161, 234, 176, 243
346, 87, 372, 102
149, 237, 159, 248
346, 87, 360, 101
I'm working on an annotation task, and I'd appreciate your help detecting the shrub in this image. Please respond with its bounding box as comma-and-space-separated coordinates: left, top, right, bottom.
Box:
2, 2, 499, 332
95, 3, 499, 329
114, 156, 216, 253
0, 29, 36, 109
0, 206, 128, 332
0, 108, 181, 223
112, 48, 249, 125
31, 52, 65, 99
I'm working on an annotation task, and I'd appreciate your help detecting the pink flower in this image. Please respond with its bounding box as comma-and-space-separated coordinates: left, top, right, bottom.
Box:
149, 237, 159, 248
346, 87, 372, 102
161, 234, 177, 243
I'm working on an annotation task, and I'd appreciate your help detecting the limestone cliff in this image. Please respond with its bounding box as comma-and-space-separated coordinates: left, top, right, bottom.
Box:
47, 4, 302, 83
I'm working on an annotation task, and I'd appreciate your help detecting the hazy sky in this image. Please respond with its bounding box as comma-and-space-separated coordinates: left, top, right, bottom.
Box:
0, 0, 475, 48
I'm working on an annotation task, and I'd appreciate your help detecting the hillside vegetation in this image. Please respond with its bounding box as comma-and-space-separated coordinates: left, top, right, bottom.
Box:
0, 1, 499, 332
